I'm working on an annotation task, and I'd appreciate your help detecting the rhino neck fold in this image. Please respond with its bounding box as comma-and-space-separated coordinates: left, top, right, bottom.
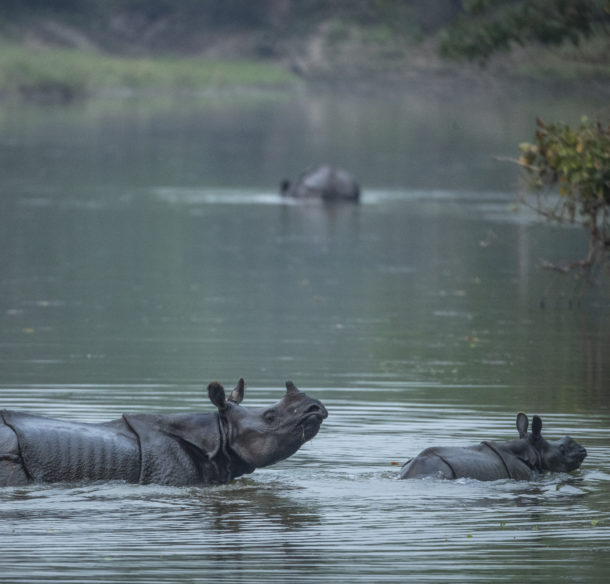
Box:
481, 440, 540, 480
1, 410, 34, 482
480, 441, 515, 479
216, 413, 255, 482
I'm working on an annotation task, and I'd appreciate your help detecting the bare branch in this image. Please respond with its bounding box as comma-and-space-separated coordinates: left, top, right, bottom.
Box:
540, 258, 592, 274
493, 155, 540, 172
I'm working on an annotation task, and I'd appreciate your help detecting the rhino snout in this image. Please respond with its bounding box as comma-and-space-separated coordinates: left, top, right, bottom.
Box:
303, 402, 328, 420
566, 438, 587, 463
555, 438, 588, 472
298, 401, 327, 443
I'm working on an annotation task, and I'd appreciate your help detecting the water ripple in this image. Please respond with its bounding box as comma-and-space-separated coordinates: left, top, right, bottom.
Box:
1, 388, 609, 583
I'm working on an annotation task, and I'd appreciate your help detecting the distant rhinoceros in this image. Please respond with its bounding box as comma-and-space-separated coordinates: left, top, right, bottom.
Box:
0, 379, 328, 487
280, 165, 360, 202
399, 413, 586, 481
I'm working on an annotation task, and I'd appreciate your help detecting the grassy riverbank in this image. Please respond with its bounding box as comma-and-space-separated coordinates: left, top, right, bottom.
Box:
0, 43, 297, 101
0, 10, 608, 103
2, 38, 608, 104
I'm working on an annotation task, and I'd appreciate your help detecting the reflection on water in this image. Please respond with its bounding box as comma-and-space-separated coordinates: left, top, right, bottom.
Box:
2, 187, 608, 409
1, 88, 609, 582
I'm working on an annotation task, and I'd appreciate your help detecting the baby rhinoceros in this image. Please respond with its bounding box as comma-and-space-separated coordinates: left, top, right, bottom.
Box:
0, 379, 328, 487
399, 413, 586, 481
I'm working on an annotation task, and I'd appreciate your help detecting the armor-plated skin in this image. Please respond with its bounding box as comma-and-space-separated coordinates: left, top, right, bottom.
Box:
0, 380, 328, 487
399, 413, 587, 481
280, 165, 360, 202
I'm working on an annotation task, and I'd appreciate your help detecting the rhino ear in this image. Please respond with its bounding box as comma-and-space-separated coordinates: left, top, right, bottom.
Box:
532, 415, 543, 437
516, 413, 529, 438
207, 382, 227, 411
229, 378, 245, 404
280, 179, 291, 195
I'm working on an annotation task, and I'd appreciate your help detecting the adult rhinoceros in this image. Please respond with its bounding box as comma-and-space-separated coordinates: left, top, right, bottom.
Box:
280, 165, 360, 202
399, 413, 586, 481
0, 379, 328, 487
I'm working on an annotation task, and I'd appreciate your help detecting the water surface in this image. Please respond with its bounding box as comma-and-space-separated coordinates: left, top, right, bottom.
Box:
1, 86, 609, 582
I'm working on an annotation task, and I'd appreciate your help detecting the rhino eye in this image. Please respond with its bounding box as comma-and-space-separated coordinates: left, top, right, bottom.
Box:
559, 444, 566, 455
263, 410, 277, 425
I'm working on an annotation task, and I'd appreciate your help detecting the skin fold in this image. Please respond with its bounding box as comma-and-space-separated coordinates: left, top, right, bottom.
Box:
0, 379, 328, 487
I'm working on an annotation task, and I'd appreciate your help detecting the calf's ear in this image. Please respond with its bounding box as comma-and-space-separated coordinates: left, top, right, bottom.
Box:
208, 382, 227, 411
229, 378, 245, 404
532, 415, 543, 437
516, 412, 529, 438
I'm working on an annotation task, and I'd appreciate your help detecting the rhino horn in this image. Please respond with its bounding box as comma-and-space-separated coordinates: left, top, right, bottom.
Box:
285, 381, 301, 396
229, 378, 245, 404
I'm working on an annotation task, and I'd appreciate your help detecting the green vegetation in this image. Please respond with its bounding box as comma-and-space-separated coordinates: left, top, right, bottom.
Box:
511, 33, 610, 81
440, 0, 610, 281
517, 118, 610, 277
440, 0, 609, 62
0, 1, 608, 100
0, 43, 296, 100
438, 0, 610, 82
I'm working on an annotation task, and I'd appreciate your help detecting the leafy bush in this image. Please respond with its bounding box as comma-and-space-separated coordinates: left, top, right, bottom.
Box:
518, 117, 610, 275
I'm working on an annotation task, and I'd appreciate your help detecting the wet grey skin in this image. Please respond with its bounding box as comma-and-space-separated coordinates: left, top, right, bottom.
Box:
0, 379, 328, 487
399, 413, 587, 481
280, 164, 360, 202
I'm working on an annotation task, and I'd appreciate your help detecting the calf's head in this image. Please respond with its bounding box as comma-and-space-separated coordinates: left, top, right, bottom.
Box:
515, 413, 587, 473
208, 379, 328, 469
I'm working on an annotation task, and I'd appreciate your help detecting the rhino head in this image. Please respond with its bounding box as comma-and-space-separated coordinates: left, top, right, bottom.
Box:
207, 379, 328, 470
515, 413, 587, 473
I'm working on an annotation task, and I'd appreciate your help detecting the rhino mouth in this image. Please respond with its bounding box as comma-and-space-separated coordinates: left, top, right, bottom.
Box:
299, 403, 328, 442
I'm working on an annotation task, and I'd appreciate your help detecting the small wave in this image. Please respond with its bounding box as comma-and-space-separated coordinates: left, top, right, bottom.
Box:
153, 187, 292, 206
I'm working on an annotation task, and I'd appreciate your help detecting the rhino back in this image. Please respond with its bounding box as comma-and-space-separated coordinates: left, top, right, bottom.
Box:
401, 445, 530, 481
295, 165, 331, 197
1, 411, 140, 483
294, 165, 359, 201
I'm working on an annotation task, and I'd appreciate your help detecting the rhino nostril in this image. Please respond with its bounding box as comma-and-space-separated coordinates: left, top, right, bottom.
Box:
304, 402, 328, 419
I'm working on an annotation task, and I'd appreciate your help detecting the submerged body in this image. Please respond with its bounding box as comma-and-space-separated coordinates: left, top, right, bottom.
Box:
0, 380, 327, 487
400, 413, 587, 481
280, 165, 360, 202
